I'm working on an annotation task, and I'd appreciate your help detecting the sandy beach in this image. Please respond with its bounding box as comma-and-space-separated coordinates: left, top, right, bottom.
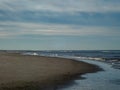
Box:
0, 52, 101, 90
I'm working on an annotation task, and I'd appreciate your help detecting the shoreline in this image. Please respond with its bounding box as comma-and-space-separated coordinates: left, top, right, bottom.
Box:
0, 52, 102, 90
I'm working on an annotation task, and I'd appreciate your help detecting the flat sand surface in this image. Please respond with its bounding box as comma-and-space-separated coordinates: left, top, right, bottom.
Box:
0, 52, 100, 89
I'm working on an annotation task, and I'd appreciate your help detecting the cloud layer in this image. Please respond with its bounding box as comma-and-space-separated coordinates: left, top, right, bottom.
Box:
0, 0, 120, 50
0, 0, 120, 41
0, 0, 120, 13
0, 21, 120, 38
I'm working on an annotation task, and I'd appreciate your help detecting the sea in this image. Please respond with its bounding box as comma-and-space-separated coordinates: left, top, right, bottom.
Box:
2, 50, 120, 90
21, 50, 120, 70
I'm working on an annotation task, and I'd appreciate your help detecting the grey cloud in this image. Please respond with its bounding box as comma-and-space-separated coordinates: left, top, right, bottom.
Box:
0, 0, 120, 13
0, 21, 120, 38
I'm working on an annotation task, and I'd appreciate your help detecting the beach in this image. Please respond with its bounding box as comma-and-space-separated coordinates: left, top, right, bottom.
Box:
0, 52, 100, 90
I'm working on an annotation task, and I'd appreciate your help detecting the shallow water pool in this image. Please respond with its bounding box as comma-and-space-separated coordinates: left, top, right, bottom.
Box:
58, 59, 120, 90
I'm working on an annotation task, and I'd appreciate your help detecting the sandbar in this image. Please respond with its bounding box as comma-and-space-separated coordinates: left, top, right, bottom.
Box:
0, 52, 101, 90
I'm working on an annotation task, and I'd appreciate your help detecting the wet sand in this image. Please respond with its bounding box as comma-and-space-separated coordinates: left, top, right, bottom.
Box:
0, 52, 100, 90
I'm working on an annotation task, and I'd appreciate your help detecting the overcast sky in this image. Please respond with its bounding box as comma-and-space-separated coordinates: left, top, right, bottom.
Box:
0, 0, 120, 50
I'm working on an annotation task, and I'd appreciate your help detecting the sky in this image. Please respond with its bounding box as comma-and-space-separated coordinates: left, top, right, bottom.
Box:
0, 0, 120, 50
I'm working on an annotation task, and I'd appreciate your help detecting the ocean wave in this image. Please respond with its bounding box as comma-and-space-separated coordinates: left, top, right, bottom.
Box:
21, 50, 120, 70
22, 52, 38, 56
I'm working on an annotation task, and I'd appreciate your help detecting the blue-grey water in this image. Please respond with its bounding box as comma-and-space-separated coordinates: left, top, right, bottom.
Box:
5, 50, 120, 90
22, 50, 120, 69
58, 58, 120, 90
